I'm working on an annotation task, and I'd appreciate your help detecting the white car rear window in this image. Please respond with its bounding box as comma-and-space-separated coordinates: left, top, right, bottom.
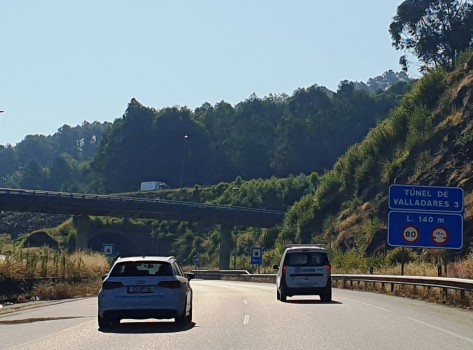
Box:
110, 261, 174, 277
285, 252, 328, 267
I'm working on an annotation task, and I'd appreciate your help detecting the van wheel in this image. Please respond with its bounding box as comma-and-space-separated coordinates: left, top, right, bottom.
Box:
321, 288, 332, 302
277, 289, 281, 300
280, 289, 287, 302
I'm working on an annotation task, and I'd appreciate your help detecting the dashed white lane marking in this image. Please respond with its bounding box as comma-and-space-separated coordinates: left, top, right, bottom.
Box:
243, 315, 250, 325
243, 300, 248, 304
338, 296, 391, 312
407, 317, 473, 344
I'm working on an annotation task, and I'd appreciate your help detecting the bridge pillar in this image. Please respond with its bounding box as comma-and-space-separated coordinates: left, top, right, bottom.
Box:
75, 215, 90, 251
219, 225, 232, 270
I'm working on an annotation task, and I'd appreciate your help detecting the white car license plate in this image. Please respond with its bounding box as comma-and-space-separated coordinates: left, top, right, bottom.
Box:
128, 286, 153, 293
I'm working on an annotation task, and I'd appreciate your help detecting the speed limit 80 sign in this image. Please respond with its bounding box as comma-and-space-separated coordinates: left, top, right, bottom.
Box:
388, 211, 463, 249
402, 226, 421, 244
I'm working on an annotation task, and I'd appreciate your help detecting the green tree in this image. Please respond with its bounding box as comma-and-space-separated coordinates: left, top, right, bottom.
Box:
390, 0, 473, 71
20, 160, 47, 190
49, 155, 75, 191
0, 145, 17, 185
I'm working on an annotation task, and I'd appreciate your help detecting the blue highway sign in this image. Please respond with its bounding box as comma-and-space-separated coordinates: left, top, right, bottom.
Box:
102, 243, 115, 256
388, 211, 463, 249
389, 184, 463, 213
251, 247, 262, 265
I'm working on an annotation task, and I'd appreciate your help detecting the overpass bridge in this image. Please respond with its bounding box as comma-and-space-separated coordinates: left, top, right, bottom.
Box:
0, 188, 286, 268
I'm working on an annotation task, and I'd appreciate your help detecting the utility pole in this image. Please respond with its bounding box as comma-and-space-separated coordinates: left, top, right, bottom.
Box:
233, 227, 237, 270
180, 135, 188, 199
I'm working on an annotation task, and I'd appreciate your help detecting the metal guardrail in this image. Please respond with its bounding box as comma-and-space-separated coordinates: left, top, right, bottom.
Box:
0, 188, 285, 215
332, 274, 473, 298
191, 270, 473, 298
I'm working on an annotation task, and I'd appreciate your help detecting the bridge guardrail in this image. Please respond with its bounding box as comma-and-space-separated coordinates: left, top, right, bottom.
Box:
0, 188, 285, 215
191, 270, 473, 298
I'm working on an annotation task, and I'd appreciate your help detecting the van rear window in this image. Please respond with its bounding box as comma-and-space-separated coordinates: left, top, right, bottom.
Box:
110, 261, 174, 277
285, 252, 328, 267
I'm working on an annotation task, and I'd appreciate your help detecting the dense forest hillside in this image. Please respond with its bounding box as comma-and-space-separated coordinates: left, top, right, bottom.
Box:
0, 121, 111, 192
0, 72, 410, 195
92, 80, 409, 193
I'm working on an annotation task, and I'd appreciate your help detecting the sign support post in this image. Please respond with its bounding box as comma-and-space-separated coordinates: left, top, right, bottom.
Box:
401, 247, 405, 276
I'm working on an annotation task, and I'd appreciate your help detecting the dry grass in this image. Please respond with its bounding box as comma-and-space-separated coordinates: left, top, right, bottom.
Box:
0, 249, 109, 280
437, 110, 465, 130
464, 192, 473, 220
0, 250, 109, 301
31, 279, 103, 300
361, 202, 372, 212
337, 214, 360, 233
332, 257, 473, 279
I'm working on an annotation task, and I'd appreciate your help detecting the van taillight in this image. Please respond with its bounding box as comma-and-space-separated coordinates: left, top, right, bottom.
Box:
158, 281, 181, 289
102, 282, 123, 290
326, 265, 331, 270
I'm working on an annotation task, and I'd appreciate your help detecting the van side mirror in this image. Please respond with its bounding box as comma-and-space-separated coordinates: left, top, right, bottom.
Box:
273, 265, 279, 270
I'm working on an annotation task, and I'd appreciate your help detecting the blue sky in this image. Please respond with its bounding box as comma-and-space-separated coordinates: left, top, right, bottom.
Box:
0, 0, 411, 146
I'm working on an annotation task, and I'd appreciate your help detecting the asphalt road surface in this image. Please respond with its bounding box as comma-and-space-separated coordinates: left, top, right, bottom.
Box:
1, 280, 473, 350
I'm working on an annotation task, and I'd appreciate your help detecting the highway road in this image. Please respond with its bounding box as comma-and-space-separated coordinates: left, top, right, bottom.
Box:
1, 280, 472, 350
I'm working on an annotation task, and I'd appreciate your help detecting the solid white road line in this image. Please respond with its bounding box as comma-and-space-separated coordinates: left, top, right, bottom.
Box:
338, 296, 391, 312
243, 315, 250, 325
407, 317, 473, 344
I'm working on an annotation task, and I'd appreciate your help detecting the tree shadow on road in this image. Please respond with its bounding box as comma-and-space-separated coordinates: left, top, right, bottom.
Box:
286, 299, 343, 305
0, 316, 92, 325
99, 321, 197, 334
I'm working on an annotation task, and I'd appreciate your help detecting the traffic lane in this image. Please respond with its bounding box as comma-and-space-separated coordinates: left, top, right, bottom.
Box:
328, 284, 473, 339
0, 281, 472, 350
193, 280, 473, 349
3, 281, 251, 350
0, 297, 97, 349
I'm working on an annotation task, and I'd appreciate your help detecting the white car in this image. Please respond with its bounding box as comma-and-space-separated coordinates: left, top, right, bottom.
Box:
274, 245, 332, 302
98, 256, 194, 328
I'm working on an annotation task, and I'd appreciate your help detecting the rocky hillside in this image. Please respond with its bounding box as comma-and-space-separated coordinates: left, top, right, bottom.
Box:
281, 52, 473, 258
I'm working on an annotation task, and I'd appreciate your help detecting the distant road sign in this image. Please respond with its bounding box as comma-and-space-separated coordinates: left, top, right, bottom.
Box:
102, 244, 115, 256
389, 184, 464, 213
251, 247, 262, 265
388, 211, 463, 249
